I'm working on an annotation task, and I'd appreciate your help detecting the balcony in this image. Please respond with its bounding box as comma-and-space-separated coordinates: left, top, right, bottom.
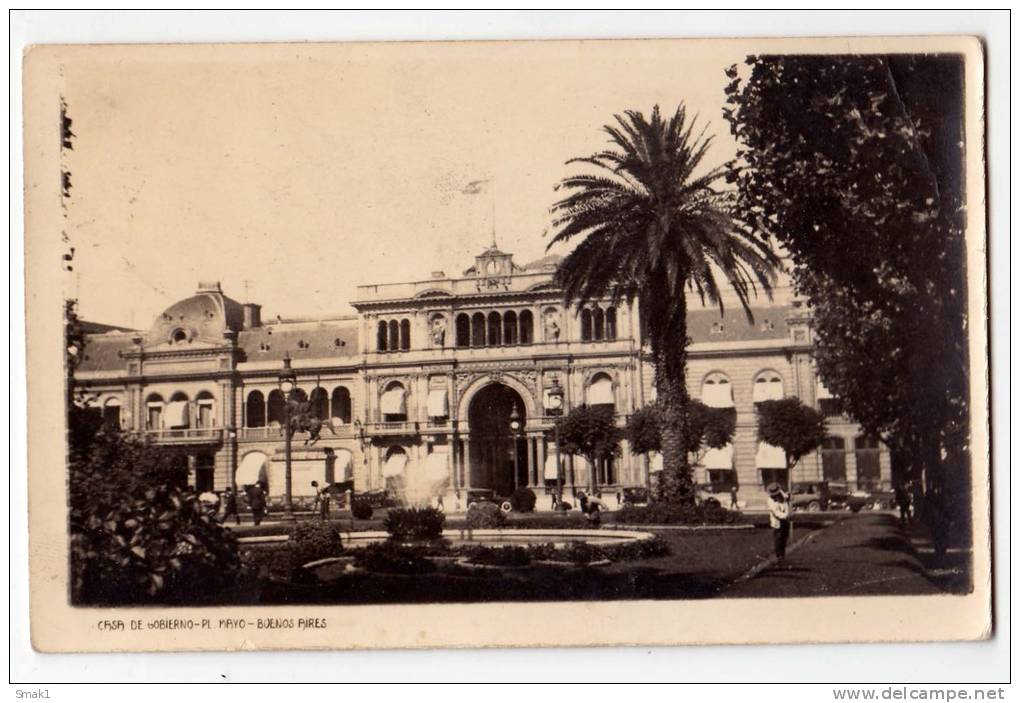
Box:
238, 425, 360, 442
146, 427, 222, 444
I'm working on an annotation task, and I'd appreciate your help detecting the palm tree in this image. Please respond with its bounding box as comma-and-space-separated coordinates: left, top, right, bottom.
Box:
548, 104, 778, 501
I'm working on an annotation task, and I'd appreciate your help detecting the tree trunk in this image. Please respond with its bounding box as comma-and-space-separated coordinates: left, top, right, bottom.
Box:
651, 297, 692, 504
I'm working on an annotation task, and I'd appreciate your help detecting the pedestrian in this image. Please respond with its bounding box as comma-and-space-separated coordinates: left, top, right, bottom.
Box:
894, 482, 911, 526
766, 482, 792, 561
729, 485, 740, 511
221, 486, 241, 525
248, 483, 267, 526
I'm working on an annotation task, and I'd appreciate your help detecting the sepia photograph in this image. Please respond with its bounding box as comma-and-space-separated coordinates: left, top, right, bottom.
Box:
21, 29, 991, 657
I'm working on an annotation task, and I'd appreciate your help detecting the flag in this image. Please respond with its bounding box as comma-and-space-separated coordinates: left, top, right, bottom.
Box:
460, 179, 490, 195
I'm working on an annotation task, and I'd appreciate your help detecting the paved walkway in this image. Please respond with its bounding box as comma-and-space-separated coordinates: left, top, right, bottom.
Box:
722, 513, 949, 598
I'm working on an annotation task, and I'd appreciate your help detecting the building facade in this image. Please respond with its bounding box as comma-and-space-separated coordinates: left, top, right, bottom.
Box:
74, 247, 889, 510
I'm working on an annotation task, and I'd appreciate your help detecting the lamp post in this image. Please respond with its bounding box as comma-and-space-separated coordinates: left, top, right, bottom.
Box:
279, 353, 297, 521
546, 377, 565, 509
509, 402, 522, 491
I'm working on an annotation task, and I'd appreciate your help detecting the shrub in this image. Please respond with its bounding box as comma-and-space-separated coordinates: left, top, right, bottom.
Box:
353, 541, 436, 574
289, 520, 343, 567
465, 502, 507, 529
384, 506, 446, 540
465, 545, 532, 567
510, 487, 537, 513
351, 500, 374, 520
68, 407, 242, 604
616, 502, 743, 526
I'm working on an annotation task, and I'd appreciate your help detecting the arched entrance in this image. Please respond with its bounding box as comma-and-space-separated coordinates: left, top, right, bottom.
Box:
467, 383, 528, 497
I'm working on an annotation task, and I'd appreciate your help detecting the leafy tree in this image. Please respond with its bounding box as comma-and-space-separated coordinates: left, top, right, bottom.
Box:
723, 55, 969, 511
556, 405, 621, 493
549, 105, 778, 501
627, 401, 737, 502
755, 398, 827, 488
68, 401, 243, 605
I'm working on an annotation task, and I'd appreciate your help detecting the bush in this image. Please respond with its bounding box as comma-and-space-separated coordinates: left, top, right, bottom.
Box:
289, 520, 343, 567
616, 502, 743, 526
465, 502, 507, 529
510, 487, 537, 513
351, 500, 374, 520
353, 541, 436, 574
384, 506, 446, 540
465, 545, 532, 567
68, 407, 242, 604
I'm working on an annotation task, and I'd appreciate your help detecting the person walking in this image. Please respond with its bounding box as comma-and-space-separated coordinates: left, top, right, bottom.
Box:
248, 483, 267, 526
729, 485, 740, 511
766, 482, 792, 560
221, 486, 241, 525
895, 482, 912, 526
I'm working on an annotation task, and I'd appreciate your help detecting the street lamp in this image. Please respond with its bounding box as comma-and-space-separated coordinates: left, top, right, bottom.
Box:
546, 377, 566, 509
509, 402, 522, 491
279, 353, 297, 521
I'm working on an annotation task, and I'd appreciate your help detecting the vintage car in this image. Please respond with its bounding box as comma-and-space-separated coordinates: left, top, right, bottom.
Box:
791, 481, 832, 512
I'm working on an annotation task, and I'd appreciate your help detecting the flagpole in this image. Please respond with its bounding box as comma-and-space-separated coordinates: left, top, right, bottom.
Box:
490, 175, 497, 247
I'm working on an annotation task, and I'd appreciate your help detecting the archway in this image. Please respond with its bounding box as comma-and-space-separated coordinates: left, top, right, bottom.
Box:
467, 383, 528, 497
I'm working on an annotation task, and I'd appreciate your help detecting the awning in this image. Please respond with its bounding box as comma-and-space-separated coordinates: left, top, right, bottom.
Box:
382, 452, 407, 478
816, 378, 833, 399
755, 442, 787, 468
164, 400, 190, 429
544, 455, 559, 480
586, 378, 614, 406
236, 452, 268, 486
702, 381, 734, 408
753, 379, 784, 402
380, 388, 406, 416
424, 450, 450, 484
334, 449, 354, 482
703, 443, 735, 469
649, 452, 663, 473
427, 389, 449, 418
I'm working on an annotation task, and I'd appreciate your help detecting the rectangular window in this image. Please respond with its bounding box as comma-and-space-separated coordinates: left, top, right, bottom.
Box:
856, 450, 881, 490
822, 449, 847, 481
198, 402, 214, 428
147, 406, 162, 429
759, 468, 789, 487
102, 406, 120, 432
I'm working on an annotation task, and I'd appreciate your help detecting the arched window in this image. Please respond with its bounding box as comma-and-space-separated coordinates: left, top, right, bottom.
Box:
102, 397, 122, 432
455, 313, 470, 347
195, 390, 215, 428
855, 436, 882, 490
586, 372, 615, 409
701, 373, 734, 408
380, 381, 407, 422
145, 393, 164, 430
166, 392, 190, 429
331, 386, 352, 424
606, 307, 617, 340
471, 312, 486, 347
388, 320, 400, 352
753, 371, 784, 404
821, 436, 847, 481
519, 310, 534, 345
309, 387, 329, 421
246, 390, 266, 428
377, 320, 388, 352
503, 310, 518, 345
399, 319, 411, 350
487, 311, 502, 346
593, 307, 605, 341
267, 390, 286, 426
580, 308, 593, 341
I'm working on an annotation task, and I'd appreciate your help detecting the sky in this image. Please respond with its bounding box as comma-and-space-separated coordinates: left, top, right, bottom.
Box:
61, 41, 745, 328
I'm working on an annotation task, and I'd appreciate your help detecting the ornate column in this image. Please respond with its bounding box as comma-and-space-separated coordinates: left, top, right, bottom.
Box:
536, 436, 546, 489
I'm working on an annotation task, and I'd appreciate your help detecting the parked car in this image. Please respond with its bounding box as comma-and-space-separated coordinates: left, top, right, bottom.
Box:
695, 482, 735, 509
791, 481, 831, 512
464, 489, 513, 513
621, 486, 650, 506
826, 481, 871, 512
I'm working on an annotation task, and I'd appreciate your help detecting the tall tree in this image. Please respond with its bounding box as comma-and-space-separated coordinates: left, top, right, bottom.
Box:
556, 405, 621, 494
756, 398, 827, 490
549, 105, 778, 501
723, 56, 969, 517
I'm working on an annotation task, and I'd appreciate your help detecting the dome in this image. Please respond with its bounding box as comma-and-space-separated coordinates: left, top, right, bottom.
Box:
147, 281, 244, 347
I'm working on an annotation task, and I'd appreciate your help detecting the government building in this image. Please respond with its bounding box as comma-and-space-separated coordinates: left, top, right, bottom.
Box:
74, 246, 890, 510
